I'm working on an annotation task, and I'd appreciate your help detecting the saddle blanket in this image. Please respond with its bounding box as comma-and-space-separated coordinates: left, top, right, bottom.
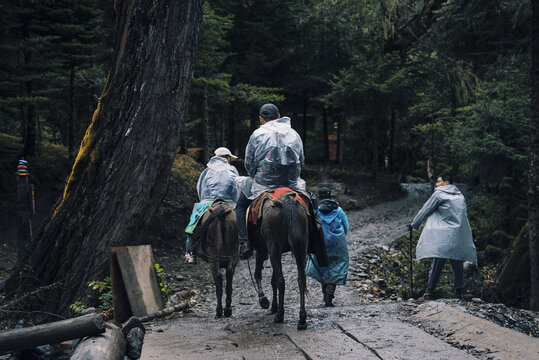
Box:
185, 200, 233, 235
248, 187, 308, 226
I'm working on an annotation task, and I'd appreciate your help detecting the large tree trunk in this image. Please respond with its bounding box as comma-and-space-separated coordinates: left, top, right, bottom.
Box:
530, 0, 539, 311
7, 0, 203, 315
68, 66, 76, 161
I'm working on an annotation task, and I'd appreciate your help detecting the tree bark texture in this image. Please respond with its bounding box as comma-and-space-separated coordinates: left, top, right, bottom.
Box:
68, 66, 76, 161
7, 0, 203, 315
529, 0, 539, 311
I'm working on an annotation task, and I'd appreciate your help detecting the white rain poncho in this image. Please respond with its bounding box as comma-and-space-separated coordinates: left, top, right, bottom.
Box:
411, 184, 477, 264
242, 117, 306, 199
196, 156, 239, 205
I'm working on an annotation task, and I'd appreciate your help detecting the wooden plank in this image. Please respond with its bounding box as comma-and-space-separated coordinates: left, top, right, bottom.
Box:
0, 314, 105, 353
336, 319, 477, 360
113, 245, 164, 318
140, 318, 305, 360
110, 247, 132, 323
284, 327, 380, 359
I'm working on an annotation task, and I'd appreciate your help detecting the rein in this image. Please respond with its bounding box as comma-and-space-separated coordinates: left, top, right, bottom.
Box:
246, 257, 260, 296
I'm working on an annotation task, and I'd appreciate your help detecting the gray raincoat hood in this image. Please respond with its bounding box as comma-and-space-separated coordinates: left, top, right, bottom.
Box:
411, 184, 477, 264
240, 117, 306, 199
196, 156, 239, 205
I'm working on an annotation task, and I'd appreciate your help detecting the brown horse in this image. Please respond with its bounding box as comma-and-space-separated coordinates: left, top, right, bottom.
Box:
249, 192, 310, 330
192, 201, 239, 318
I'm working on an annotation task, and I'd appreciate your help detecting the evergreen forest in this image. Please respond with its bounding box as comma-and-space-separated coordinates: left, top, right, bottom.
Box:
0, 0, 538, 311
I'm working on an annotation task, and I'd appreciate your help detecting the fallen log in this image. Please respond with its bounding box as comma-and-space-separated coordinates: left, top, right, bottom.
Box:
0, 313, 105, 353
71, 323, 125, 360
139, 302, 189, 322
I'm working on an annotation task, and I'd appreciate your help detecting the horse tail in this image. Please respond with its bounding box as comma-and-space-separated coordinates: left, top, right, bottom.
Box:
275, 195, 306, 258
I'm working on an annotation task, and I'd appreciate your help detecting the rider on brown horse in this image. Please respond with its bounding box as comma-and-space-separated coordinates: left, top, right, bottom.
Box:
235, 104, 306, 259
235, 103, 327, 260
184, 147, 239, 263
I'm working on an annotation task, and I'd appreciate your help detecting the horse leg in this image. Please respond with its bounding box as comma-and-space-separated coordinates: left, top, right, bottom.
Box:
270, 255, 285, 323
224, 260, 235, 317
255, 249, 270, 309
270, 268, 278, 314
296, 255, 308, 330
211, 262, 223, 318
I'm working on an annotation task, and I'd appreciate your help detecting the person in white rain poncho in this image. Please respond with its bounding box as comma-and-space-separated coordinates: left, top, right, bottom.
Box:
184, 147, 239, 263
408, 173, 477, 299
236, 103, 306, 259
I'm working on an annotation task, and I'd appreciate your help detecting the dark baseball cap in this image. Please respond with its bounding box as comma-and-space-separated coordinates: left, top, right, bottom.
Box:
318, 187, 331, 198
259, 103, 279, 120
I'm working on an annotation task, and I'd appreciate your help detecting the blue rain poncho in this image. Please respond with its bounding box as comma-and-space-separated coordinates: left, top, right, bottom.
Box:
306, 200, 349, 285
242, 117, 306, 199
411, 184, 477, 264
197, 156, 239, 205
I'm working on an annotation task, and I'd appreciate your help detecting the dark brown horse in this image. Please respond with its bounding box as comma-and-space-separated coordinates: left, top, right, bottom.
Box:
249, 192, 310, 330
192, 201, 239, 318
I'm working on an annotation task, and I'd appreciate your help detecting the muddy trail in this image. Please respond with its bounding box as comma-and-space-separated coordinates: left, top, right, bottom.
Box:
143, 184, 539, 360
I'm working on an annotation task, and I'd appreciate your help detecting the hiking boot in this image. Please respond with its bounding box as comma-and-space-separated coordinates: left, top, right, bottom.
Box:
324, 284, 336, 307
239, 242, 253, 260
422, 288, 435, 301
185, 252, 196, 264
454, 288, 464, 300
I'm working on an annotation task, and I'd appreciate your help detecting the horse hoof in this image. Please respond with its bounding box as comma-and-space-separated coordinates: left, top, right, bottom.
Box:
274, 314, 284, 323
270, 305, 278, 314
259, 297, 270, 309
224, 308, 232, 317
297, 322, 307, 331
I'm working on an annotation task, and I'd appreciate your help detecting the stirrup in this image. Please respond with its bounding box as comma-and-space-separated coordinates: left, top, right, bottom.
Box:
239, 242, 253, 259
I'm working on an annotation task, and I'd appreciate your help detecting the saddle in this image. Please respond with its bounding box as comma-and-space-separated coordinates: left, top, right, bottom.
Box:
247, 187, 308, 226
247, 188, 329, 266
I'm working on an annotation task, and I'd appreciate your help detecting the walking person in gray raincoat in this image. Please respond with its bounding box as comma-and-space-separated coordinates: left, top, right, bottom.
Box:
408, 174, 477, 299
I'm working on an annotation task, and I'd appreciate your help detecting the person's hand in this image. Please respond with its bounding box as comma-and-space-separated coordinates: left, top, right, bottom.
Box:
407, 224, 414, 231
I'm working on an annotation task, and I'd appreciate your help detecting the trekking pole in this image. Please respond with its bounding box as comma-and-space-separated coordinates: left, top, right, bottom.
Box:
409, 227, 414, 299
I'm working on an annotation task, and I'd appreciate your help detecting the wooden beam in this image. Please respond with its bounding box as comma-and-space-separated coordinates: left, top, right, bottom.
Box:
0, 313, 105, 353
110, 245, 164, 322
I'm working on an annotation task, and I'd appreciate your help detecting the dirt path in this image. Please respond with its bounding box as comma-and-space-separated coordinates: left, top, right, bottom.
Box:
141, 184, 538, 359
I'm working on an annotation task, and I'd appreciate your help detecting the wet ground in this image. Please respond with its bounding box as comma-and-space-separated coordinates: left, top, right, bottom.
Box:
142, 183, 538, 359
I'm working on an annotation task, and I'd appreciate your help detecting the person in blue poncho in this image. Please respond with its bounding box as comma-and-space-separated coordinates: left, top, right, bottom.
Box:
306, 187, 349, 306
184, 147, 239, 263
